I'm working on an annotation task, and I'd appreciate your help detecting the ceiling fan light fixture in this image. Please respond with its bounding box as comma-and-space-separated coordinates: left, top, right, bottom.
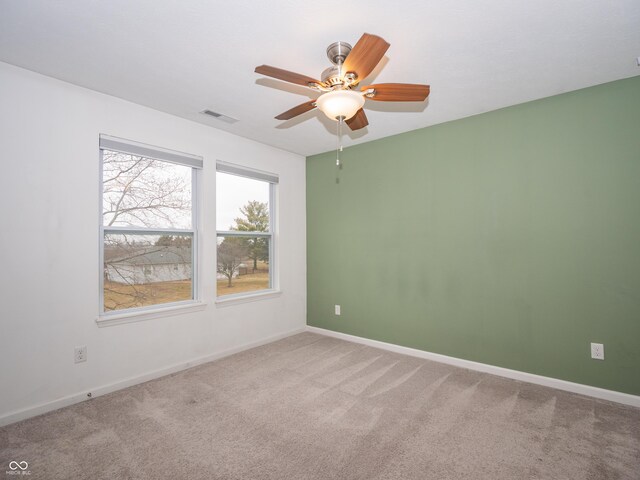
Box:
316, 90, 365, 121
256, 33, 429, 131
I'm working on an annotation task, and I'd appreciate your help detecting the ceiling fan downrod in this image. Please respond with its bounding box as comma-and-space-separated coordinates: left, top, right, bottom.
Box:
326, 41, 352, 66
322, 41, 356, 89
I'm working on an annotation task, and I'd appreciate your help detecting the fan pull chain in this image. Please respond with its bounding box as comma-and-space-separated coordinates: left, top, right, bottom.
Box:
336, 116, 344, 167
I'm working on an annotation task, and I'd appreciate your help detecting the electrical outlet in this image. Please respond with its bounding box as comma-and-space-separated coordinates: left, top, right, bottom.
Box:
74, 346, 87, 363
335, 305, 341, 316
590, 343, 604, 360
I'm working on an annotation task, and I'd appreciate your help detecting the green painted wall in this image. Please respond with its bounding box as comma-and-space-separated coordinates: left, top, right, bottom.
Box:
306, 76, 640, 396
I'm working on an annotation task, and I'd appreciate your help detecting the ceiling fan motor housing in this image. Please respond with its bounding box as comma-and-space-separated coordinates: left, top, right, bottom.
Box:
321, 66, 343, 87
322, 41, 355, 88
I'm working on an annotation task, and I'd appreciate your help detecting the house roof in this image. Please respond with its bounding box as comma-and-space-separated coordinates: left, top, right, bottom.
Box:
105, 246, 191, 266
1, 1, 638, 156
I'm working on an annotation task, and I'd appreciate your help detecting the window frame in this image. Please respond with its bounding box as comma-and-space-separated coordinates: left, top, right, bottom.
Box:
98, 135, 202, 318
215, 161, 278, 300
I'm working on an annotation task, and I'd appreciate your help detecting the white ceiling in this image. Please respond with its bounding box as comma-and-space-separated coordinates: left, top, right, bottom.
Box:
1, 0, 639, 156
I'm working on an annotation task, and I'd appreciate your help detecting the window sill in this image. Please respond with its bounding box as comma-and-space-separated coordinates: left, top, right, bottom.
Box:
96, 302, 208, 327
215, 290, 282, 307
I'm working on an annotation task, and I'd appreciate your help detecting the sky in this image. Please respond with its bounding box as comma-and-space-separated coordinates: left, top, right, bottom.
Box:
216, 172, 270, 231
102, 152, 270, 232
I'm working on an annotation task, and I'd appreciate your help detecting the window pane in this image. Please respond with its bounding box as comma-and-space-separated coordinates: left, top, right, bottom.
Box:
217, 235, 270, 296
216, 172, 269, 231
104, 233, 193, 311
103, 150, 192, 229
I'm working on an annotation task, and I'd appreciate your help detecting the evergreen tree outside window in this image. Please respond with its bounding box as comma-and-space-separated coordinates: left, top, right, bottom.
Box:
216, 162, 277, 298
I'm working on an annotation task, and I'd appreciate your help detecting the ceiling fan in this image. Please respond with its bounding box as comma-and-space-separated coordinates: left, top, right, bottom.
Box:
255, 33, 430, 131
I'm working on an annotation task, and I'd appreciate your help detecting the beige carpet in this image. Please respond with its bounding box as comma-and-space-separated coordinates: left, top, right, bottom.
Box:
1, 332, 639, 479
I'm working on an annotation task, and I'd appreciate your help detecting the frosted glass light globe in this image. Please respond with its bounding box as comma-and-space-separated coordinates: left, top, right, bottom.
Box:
316, 90, 365, 121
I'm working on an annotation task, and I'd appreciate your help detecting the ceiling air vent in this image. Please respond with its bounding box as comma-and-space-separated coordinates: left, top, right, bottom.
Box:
200, 109, 238, 124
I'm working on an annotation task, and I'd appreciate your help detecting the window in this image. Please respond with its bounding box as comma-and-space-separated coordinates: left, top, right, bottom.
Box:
99, 135, 202, 314
216, 162, 277, 298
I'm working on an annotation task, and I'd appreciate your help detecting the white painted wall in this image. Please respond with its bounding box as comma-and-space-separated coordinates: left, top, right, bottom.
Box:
0, 62, 307, 424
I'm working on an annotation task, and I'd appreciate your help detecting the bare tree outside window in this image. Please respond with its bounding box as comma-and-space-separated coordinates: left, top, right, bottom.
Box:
216, 237, 249, 287
102, 150, 191, 229
102, 150, 195, 312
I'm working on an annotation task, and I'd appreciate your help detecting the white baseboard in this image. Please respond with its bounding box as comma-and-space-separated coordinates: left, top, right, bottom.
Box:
306, 326, 640, 408
0, 326, 307, 427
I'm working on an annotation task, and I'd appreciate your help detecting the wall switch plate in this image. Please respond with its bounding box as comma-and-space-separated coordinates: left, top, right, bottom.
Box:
590, 342, 604, 360
335, 305, 341, 316
74, 346, 87, 363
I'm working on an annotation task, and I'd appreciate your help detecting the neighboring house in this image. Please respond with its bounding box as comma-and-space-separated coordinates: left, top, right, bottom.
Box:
105, 246, 191, 284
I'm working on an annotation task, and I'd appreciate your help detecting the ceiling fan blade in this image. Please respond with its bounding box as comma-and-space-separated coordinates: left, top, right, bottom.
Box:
341, 33, 390, 84
362, 83, 430, 102
345, 108, 369, 131
275, 100, 317, 120
255, 65, 320, 88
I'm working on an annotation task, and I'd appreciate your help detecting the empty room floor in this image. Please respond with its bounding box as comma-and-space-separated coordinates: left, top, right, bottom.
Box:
1, 332, 639, 479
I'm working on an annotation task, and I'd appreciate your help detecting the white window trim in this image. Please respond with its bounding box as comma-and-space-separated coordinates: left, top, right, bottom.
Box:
96, 301, 208, 327
215, 290, 282, 307
98, 136, 202, 321
216, 161, 279, 300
